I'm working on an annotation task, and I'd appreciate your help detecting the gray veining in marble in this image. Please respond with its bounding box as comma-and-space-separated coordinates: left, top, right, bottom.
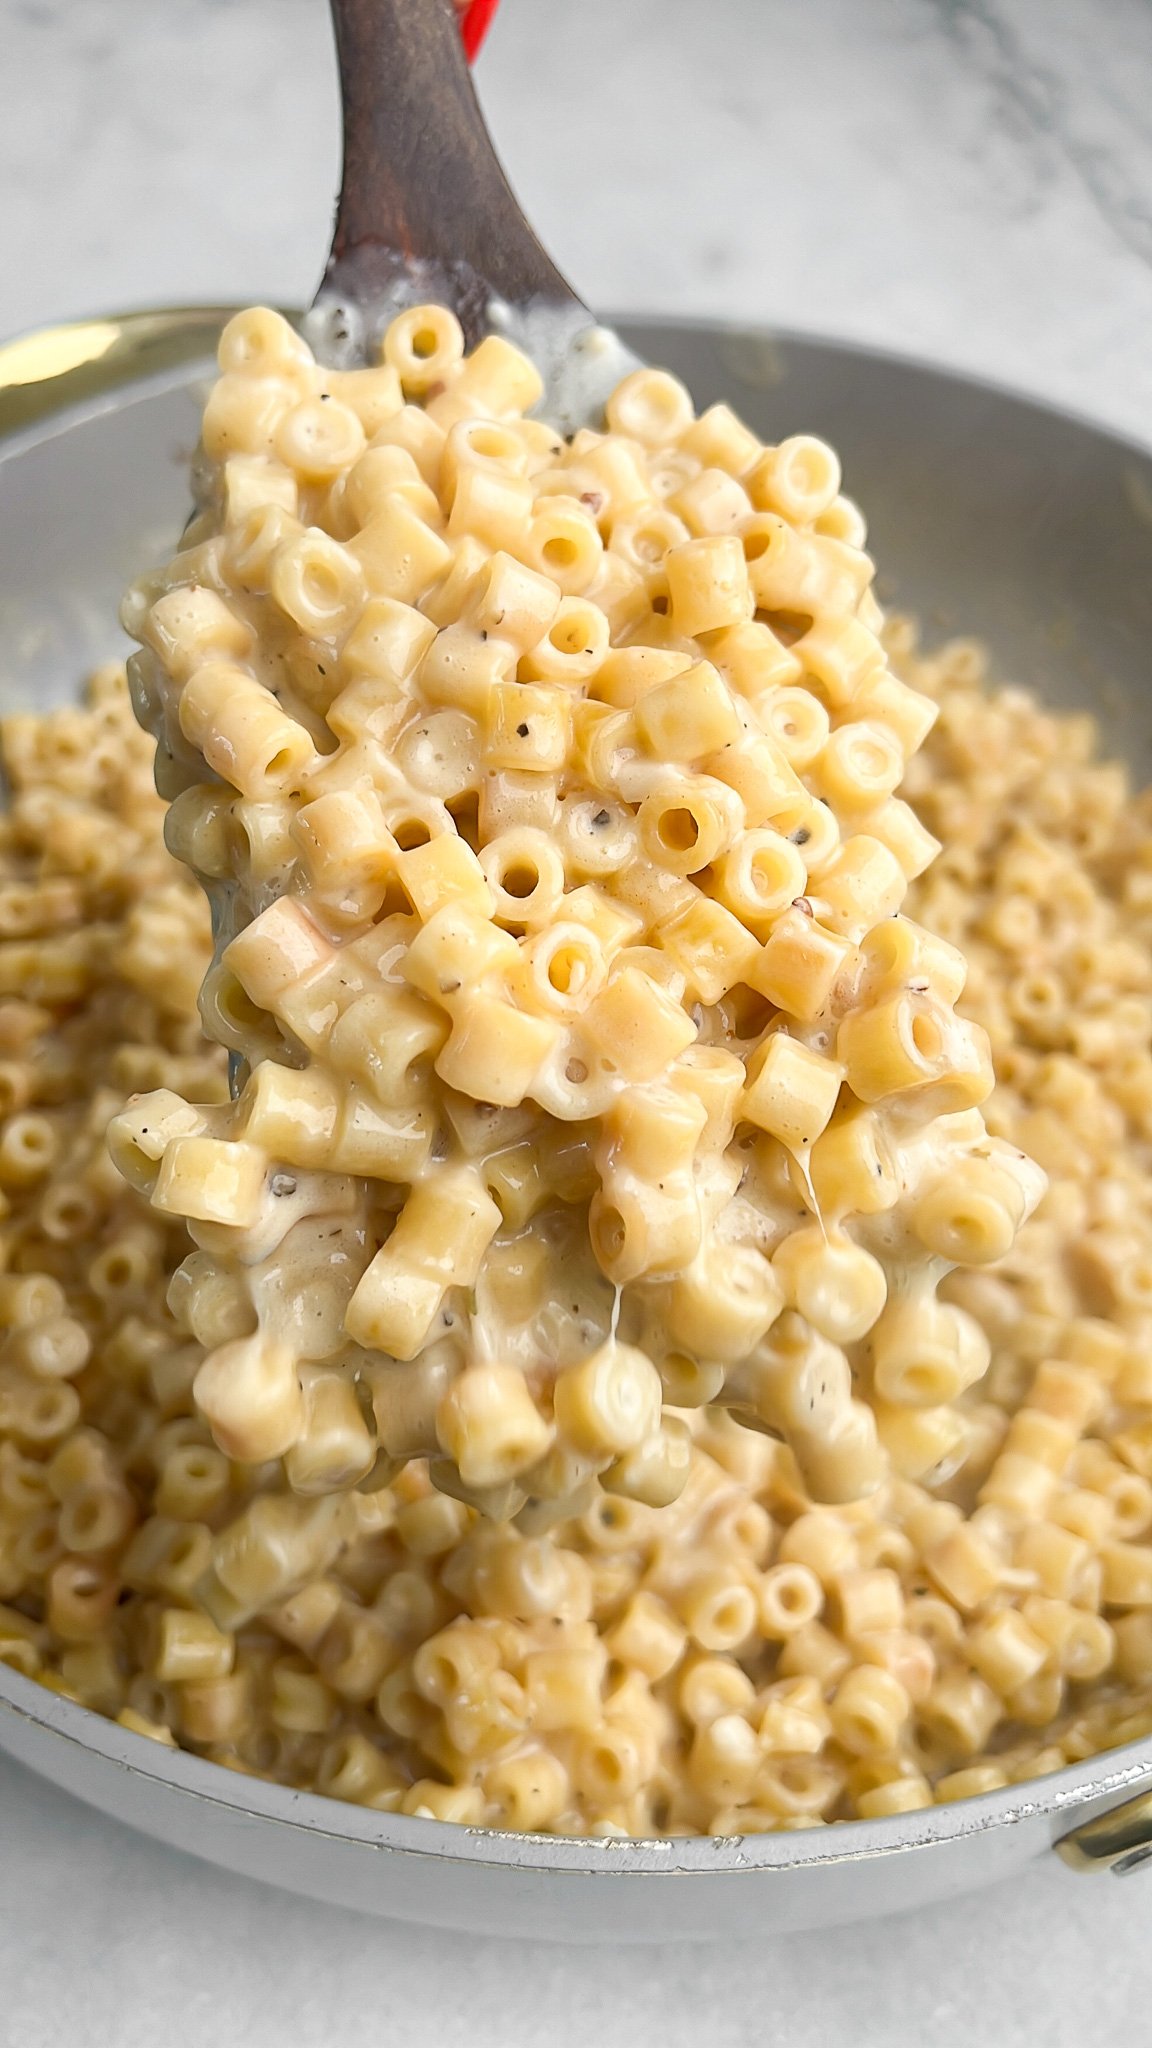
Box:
4, 3, 1152, 2042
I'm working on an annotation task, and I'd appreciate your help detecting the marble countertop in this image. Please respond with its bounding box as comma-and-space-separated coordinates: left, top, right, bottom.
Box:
2, 1751, 1151, 2048
7, 0, 1152, 445
4, 1, 1152, 2040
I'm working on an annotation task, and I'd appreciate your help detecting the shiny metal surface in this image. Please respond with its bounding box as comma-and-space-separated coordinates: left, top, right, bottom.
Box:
1, 1654, 1149, 1942
1056, 1785, 1152, 1876
2, 309, 1151, 1938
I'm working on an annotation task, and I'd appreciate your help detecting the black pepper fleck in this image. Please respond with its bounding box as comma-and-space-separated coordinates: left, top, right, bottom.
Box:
516, 722, 530, 738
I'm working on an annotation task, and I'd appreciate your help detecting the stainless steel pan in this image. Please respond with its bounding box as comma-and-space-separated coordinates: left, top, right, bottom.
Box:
2, 309, 1151, 1942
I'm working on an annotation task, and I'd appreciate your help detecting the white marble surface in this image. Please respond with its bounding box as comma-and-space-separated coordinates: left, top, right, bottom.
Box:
7, 0, 1152, 442
4, 1, 1152, 2040
3, 1751, 1151, 2048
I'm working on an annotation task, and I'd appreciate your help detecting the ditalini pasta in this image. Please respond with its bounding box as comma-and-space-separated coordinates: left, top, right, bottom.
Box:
2, 633, 1152, 1836
110, 307, 1042, 1527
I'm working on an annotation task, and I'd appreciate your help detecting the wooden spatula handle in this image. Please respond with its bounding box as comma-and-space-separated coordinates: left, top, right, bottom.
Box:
319, 0, 580, 344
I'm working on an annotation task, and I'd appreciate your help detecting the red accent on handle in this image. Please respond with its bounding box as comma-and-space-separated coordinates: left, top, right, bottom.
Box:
457, 0, 500, 62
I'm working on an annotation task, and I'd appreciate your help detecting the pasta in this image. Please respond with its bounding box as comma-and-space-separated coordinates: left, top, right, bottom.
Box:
112, 305, 1043, 1524
3, 321, 1152, 1839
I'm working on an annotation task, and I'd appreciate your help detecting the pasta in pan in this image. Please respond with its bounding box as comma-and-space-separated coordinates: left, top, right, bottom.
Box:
0, 639, 1148, 1833
3, 312, 1151, 1838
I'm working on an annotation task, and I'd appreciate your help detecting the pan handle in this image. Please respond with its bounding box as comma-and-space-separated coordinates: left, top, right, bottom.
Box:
1056, 1786, 1152, 1875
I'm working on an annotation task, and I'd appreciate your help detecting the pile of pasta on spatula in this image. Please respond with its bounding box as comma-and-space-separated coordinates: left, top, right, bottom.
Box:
113, 305, 1044, 1524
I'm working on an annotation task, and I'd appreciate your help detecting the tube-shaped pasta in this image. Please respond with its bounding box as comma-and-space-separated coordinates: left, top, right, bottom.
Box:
665, 537, 753, 638
772, 1227, 888, 1346
521, 500, 604, 595
665, 1245, 782, 1363
911, 1155, 1031, 1265
635, 661, 742, 762
638, 778, 743, 875
193, 1335, 304, 1463
178, 662, 315, 799
514, 923, 607, 1016
829, 1665, 911, 1757
436, 1364, 553, 1489
345, 1170, 501, 1360
143, 586, 254, 683
872, 1294, 991, 1408
741, 1033, 844, 1149
552, 1342, 662, 1460
747, 436, 842, 525
382, 304, 465, 394
217, 305, 314, 381
837, 992, 994, 1108
605, 367, 694, 447
715, 829, 807, 930
275, 401, 366, 484
480, 828, 566, 929
285, 1371, 377, 1495
749, 906, 854, 1020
